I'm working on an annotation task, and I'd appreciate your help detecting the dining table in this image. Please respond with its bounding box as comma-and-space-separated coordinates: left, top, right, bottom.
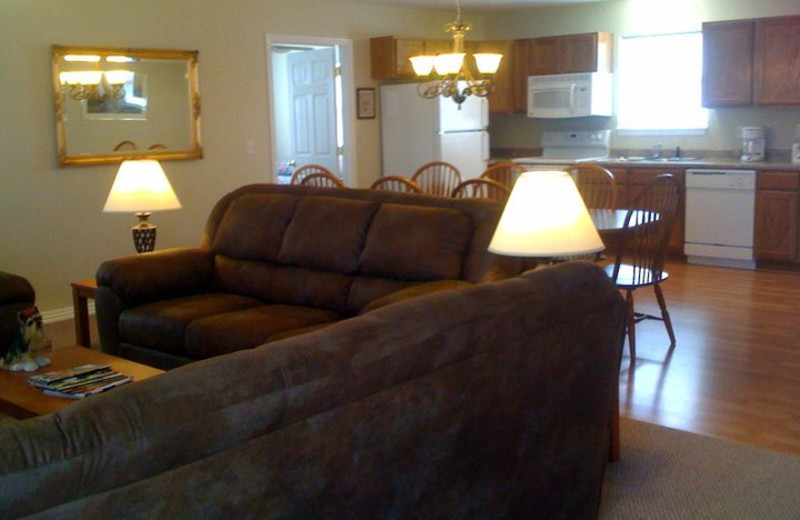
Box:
589, 208, 656, 236
590, 208, 627, 235
588, 208, 660, 259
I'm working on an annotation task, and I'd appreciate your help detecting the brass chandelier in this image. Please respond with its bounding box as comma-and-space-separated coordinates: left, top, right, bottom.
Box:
59, 54, 133, 102
409, 0, 503, 108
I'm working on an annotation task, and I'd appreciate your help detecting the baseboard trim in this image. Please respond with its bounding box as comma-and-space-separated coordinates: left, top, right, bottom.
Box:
41, 303, 95, 324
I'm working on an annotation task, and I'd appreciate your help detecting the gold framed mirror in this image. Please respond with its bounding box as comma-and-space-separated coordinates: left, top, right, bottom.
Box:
52, 45, 203, 167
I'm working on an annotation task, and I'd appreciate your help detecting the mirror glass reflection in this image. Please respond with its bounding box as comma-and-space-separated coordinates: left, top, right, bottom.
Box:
52, 45, 203, 166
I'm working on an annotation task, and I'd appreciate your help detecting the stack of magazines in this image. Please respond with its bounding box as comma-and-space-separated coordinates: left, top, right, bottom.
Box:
28, 363, 132, 399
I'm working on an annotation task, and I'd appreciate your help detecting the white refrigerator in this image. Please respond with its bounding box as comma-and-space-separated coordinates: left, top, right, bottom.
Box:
380, 83, 490, 181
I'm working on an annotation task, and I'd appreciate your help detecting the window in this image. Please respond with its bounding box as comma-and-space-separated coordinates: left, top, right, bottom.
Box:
617, 32, 708, 134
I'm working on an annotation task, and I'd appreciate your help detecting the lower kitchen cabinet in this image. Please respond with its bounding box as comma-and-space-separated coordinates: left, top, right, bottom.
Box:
754, 171, 799, 261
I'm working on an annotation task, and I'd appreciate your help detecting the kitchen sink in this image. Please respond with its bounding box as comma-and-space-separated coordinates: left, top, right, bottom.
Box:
615, 156, 698, 162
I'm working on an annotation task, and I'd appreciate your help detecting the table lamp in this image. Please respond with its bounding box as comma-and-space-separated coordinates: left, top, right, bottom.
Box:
488, 170, 603, 262
103, 159, 182, 253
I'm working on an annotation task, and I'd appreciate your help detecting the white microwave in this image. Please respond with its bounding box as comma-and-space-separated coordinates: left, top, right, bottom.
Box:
527, 72, 613, 119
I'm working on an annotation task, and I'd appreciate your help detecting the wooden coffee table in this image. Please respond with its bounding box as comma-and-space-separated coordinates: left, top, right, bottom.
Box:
0, 346, 164, 419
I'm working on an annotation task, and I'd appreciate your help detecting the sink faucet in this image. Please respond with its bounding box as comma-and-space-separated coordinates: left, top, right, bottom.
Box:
651, 144, 662, 159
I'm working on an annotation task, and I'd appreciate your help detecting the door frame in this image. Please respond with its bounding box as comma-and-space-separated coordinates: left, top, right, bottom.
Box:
265, 34, 356, 185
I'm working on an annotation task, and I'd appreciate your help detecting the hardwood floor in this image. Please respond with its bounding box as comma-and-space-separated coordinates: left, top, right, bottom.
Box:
620, 258, 800, 455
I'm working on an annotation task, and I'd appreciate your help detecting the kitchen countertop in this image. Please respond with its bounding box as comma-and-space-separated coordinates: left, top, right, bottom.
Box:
592, 158, 800, 171
493, 155, 800, 171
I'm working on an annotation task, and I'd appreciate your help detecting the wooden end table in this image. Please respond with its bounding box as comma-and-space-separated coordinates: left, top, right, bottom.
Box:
71, 278, 97, 347
0, 346, 163, 419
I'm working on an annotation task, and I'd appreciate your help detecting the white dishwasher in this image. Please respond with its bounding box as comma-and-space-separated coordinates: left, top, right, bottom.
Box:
684, 169, 757, 269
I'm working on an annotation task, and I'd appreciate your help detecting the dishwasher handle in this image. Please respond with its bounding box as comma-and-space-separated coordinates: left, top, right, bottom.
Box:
686, 169, 756, 189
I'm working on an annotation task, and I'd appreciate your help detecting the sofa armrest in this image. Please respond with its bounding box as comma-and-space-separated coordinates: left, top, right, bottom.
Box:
0, 271, 34, 307
0, 271, 36, 347
359, 280, 472, 314
96, 248, 214, 305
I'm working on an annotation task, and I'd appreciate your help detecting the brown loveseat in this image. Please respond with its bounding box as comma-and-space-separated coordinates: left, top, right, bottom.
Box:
1, 262, 626, 519
96, 183, 520, 369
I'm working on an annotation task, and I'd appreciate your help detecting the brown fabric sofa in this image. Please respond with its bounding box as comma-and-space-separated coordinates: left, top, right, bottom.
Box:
96, 184, 521, 369
0, 262, 626, 519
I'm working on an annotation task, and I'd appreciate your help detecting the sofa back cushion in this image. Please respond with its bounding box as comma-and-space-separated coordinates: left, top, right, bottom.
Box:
211, 194, 297, 261
279, 197, 379, 273
359, 204, 470, 281
204, 185, 520, 313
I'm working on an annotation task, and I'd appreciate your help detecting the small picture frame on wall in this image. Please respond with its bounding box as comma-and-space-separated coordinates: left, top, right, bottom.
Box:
357, 88, 376, 119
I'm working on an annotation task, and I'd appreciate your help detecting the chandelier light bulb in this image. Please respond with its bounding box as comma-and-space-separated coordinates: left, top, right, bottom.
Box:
103, 70, 134, 85
410, 55, 436, 76
434, 53, 465, 76
60, 70, 103, 86
473, 53, 503, 75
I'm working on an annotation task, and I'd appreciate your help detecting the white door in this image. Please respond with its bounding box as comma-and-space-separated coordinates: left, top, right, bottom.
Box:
288, 48, 339, 174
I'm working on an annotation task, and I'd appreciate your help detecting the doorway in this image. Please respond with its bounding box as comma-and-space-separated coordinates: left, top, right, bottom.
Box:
266, 34, 355, 185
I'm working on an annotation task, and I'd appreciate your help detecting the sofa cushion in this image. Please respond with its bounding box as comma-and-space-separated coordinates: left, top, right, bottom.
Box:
346, 276, 409, 313
279, 197, 379, 273
359, 280, 472, 314
359, 204, 471, 281
211, 194, 298, 261
185, 305, 341, 359
119, 293, 264, 357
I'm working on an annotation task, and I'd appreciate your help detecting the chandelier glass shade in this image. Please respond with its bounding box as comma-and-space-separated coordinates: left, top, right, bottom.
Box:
410, 0, 503, 107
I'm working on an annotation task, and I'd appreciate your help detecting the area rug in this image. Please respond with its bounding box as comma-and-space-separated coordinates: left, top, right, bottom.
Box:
599, 418, 800, 519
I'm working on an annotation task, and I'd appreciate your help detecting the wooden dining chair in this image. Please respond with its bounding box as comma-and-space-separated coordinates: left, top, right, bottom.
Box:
451, 178, 510, 203
290, 164, 335, 185
411, 161, 462, 197
479, 162, 526, 191
298, 171, 346, 188
567, 162, 618, 210
369, 175, 422, 193
604, 173, 682, 367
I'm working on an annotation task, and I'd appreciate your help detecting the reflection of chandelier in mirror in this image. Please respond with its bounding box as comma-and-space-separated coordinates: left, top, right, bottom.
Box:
409, 0, 503, 108
59, 54, 134, 102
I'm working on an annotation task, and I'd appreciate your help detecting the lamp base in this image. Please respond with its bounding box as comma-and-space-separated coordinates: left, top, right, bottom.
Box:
131, 212, 157, 253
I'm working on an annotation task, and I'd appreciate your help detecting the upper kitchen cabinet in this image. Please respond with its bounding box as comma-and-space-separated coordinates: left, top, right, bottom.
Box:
370, 37, 424, 79
754, 15, 800, 105
513, 39, 529, 113
370, 36, 515, 115
526, 32, 613, 76
702, 20, 754, 107
474, 40, 515, 115
702, 15, 800, 107
370, 37, 463, 79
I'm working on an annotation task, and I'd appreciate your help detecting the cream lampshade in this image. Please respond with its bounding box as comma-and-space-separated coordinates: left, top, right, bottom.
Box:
488, 171, 603, 259
103, 159, 181, 253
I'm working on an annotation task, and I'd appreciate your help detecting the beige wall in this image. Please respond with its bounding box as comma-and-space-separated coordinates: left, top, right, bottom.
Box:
485, 0, 800, 154
3, 0, 799, 314
0, 0, 471, 313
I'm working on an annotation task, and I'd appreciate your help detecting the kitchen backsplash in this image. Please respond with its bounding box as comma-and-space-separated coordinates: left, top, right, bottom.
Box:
489, 106, 800, 160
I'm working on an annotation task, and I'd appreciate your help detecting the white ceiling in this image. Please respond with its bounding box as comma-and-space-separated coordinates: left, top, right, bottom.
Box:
342, 0, 610, 11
